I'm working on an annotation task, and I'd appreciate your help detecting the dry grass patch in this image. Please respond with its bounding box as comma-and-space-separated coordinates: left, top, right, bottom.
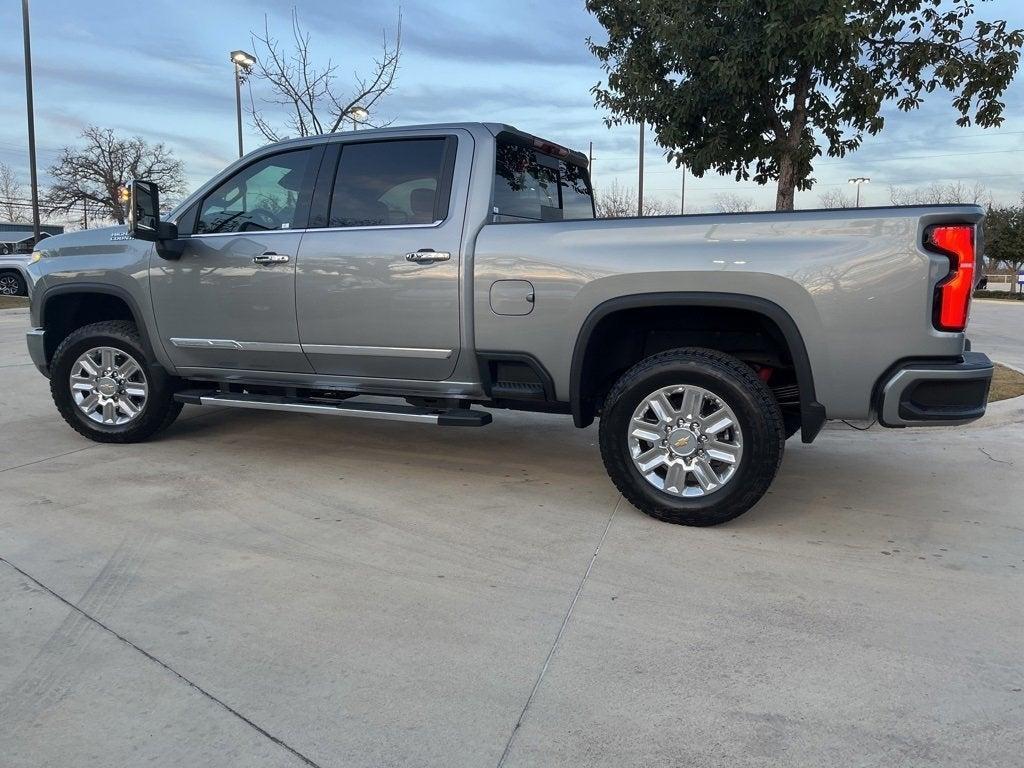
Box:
0, 296, 29, 310
990, 363, 1024, 403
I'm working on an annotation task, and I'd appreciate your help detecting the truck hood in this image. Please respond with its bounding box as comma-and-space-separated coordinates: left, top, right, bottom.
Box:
35, 226, 131, 256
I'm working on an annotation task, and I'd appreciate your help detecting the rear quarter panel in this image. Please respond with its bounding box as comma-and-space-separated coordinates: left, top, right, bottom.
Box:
472, 206, 982, 419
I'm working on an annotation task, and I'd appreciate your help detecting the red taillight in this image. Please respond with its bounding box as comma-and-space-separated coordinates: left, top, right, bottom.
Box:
927, 225, 976, 332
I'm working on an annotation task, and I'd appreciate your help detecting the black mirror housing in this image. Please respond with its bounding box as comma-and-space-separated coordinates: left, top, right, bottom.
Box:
128, 179, 161, 242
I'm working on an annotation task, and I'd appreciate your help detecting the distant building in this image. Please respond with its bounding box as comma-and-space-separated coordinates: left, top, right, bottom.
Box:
0, 222, 64, 254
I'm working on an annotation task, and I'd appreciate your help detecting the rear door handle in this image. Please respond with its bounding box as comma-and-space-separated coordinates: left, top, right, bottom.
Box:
252, 252, 290, 264
405, 249, 451, 264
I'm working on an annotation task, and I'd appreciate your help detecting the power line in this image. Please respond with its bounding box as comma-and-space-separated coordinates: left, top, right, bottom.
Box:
630, 146, 1024, 178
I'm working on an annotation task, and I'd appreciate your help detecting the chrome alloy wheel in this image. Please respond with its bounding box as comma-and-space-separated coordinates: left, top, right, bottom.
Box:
69, 346, 149, 425
0, 275, 20, 295
628, 384, 743, 497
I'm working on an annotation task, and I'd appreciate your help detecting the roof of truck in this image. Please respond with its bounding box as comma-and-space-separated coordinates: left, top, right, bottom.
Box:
243, 122, 589, 165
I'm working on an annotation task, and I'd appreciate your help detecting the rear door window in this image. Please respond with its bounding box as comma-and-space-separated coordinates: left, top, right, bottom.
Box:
328, 139, 449, 227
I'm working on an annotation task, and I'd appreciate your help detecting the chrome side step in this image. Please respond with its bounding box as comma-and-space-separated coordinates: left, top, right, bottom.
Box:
174, 390, 492, 426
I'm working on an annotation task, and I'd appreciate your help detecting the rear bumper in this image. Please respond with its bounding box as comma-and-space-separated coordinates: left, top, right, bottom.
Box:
26, 327, 48, 377
878, 352, 992, 427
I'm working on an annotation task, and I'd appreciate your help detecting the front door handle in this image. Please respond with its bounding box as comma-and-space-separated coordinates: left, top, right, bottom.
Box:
252, 252, 290, 265
405, 249, 451, 264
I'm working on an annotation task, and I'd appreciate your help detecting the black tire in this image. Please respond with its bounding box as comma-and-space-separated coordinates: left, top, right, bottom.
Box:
0, 270, 26, 297
599, 347, 785, 526
49, 320, 183, 443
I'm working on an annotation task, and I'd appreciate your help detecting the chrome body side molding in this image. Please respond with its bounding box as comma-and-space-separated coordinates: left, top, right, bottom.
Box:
170, 338, 453, 360
302, 344, 454, 359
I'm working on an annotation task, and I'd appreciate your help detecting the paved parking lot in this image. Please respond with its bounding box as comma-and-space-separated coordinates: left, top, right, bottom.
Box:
1, 302, 1022, 768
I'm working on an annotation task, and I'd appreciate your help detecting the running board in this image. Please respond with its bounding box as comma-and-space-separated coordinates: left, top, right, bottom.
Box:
174, 390, 492, 426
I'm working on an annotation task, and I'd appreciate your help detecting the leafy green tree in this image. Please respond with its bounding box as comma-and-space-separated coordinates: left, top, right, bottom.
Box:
586, 1, 1023, 210
984, 198, 1024, 293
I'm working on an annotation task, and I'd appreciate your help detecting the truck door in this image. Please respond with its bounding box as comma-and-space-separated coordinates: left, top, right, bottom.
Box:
295, 133, 467, 381
151, 146, 321, 374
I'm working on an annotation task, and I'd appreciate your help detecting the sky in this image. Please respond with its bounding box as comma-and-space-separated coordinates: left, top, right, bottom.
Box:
1, 0, 1024, 218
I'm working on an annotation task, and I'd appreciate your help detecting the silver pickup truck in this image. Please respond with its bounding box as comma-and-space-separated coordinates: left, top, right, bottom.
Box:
24, 122, 993, 525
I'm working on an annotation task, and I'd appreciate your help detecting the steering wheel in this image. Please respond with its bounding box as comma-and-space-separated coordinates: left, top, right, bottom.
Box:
241, 208, 279, 231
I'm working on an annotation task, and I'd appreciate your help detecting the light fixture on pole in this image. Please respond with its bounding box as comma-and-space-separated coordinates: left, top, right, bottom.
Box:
848, 176, 870, 208
349, 105, 369, 131
21, 0, 41, 244
230, 50, 256, 158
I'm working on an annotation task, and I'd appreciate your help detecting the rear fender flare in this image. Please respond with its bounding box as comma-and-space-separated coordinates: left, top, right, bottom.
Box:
569, 292, 825, 442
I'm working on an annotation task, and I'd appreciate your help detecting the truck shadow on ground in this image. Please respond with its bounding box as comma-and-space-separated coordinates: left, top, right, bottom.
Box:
157, 406, 996, 531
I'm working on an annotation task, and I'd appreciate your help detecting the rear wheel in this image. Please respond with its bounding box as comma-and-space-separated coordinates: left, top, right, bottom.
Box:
49, 321, 183, 443
599, 348, 785, 526
0, 271, 26, 296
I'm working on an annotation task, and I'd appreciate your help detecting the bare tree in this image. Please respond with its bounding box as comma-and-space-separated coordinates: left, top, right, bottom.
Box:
711, 193, 755, 213
45, 127, 186, 225
595, 179, 674, 218
889, 181, 991, 207
0, 163, 29, 223
817, 188, 855, 209
248, 9, 402, 141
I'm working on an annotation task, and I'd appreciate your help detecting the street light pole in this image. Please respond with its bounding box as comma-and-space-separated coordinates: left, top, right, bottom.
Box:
234, 61, 244, 157
21, 0, 40, 243
637, 121, 645, 217
230, 50, 256, 158
848, 176, 870, 208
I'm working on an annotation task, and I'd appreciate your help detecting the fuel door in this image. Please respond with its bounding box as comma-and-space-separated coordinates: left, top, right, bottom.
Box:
490, 280, 535, 316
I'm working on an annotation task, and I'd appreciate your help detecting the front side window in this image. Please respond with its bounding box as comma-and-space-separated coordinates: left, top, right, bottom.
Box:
329, 139, 448, 228
196, 149, 313, 234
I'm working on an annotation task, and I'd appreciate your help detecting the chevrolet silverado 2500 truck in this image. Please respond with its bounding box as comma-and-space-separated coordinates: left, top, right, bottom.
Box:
24, 123, 993, 526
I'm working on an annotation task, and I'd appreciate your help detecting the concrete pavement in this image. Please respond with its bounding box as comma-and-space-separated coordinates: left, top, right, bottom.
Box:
971, 299, 1024, 372
1, 304, 1021, 767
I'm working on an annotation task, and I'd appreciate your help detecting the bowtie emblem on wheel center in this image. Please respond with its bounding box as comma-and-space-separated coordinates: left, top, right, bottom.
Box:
97, 377, 118, 397
667, 428, 699, 457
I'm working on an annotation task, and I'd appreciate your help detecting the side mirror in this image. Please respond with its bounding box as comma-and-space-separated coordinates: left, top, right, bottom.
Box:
128, 180, 178, 242
128, 179, 159, 241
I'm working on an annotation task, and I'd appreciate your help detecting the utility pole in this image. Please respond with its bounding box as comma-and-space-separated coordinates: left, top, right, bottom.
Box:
637, 122, 645, 217
83, 200, 88, 229
21, 0, 41, 244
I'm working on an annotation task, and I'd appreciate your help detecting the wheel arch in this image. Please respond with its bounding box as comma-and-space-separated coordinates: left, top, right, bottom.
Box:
569, 292, 826, 442
37, 284, 160, 368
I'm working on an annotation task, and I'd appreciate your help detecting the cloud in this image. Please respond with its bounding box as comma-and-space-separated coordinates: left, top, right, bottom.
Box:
297, 0, 598, 68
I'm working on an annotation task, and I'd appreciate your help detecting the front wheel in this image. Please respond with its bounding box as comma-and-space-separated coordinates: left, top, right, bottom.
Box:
49, 320, 183, 443
599, 348, 785, 526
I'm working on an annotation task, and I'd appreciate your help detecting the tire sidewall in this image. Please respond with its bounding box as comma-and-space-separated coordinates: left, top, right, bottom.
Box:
0, 272, 25, 296
601, 357, 781, 517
